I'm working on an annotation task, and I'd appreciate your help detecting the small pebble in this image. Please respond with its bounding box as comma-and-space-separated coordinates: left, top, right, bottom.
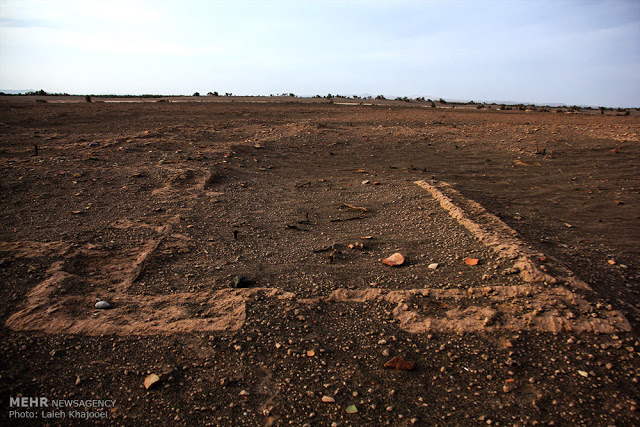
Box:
95, 301, 111, 309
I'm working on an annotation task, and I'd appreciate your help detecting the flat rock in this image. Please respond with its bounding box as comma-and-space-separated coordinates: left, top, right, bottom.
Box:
383, 253, 405, 267
384, 356, 415, 371
144, 374, 160, 390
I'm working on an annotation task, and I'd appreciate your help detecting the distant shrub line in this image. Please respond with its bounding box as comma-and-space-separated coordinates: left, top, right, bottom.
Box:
1, 89, 636, 111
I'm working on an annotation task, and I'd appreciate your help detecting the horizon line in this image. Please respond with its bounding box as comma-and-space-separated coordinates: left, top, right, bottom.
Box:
0, 89, 637, 110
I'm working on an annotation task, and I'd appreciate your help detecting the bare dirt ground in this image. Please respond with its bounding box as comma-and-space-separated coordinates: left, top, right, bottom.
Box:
0, 98, 639, 425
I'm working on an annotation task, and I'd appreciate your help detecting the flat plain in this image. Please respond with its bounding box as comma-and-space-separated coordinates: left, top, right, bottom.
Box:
1, 97, 639, 425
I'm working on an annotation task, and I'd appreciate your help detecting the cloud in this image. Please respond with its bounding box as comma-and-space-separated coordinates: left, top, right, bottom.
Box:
0, 17, 50, 28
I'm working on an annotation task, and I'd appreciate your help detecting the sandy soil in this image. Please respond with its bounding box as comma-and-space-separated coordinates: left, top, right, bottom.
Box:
0, 99, 639, 425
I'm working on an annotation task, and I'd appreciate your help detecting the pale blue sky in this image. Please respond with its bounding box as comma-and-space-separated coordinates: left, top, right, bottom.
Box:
1, 0, 638, 107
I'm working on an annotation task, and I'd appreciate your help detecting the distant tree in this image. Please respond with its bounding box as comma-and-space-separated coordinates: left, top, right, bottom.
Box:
225, 92, 232, 96
431, 101, 436, 108
193, 92, 200, 96
207, 91, 219, 96
289, 93, 295, 97
375, 95, 385, 100
85, 95, 92, 102
438, 98, 447, 104
326, 93, 333, 99
600, 106, 605, 115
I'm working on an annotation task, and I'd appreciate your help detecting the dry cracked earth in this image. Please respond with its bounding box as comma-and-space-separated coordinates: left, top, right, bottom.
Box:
0, 98, 639, 426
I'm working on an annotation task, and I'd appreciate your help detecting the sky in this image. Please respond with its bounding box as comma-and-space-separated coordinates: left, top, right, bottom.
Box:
0, 0, 638, 107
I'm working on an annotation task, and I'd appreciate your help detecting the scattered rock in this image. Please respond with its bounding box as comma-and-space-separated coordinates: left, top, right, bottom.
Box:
144, 374, 160, 390
233, 276, 253, 288
321, 396, 335, 403
362, 180, 370, 185
95, 301, 111, 309
384, 356, 415, 371
502, 266, 519, 275
464, 257, 479, 266
346, 405, 358, 414
428, 263, 439, 270
239, 390, 250, 396
578, 370, 589, 378
383, 253, 405, 267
